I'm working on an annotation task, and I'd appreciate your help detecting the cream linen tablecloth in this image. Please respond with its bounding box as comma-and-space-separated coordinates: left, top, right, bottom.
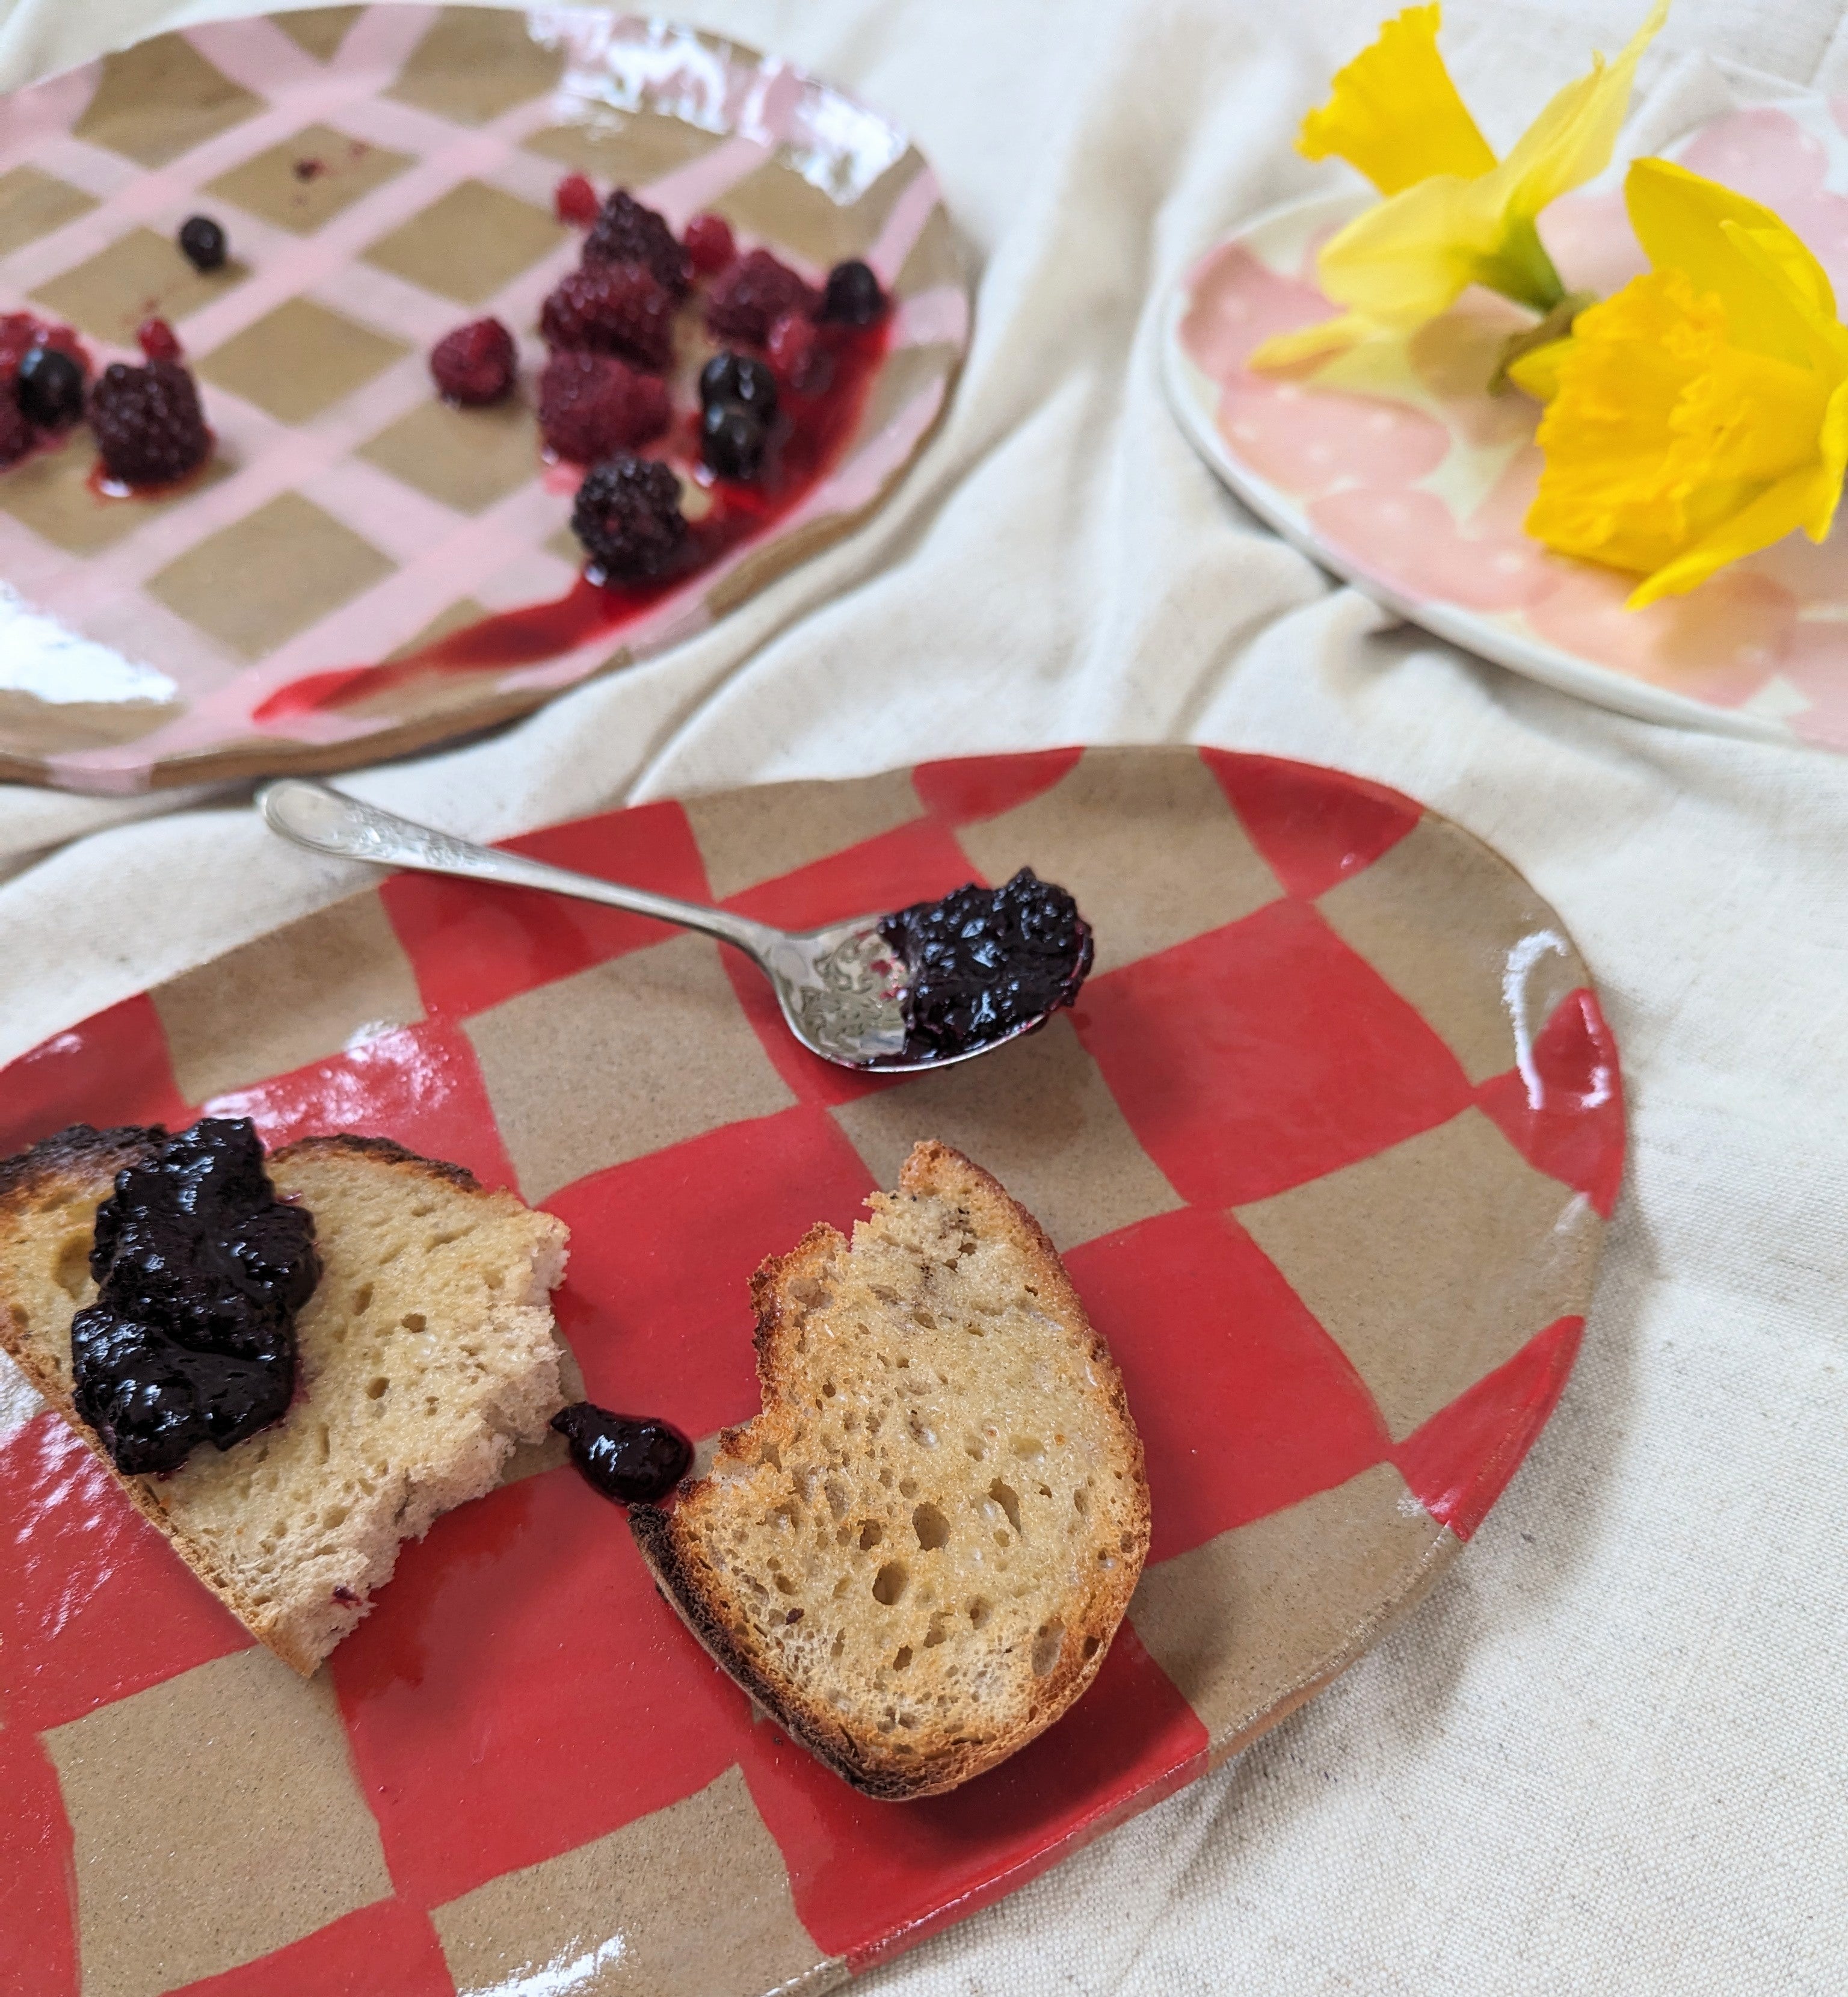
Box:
2, 2, 1846, 1990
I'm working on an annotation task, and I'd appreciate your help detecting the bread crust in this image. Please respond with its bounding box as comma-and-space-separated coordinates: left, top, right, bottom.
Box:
0, 1122, 565, 1674
632, 1140, 1151, 1800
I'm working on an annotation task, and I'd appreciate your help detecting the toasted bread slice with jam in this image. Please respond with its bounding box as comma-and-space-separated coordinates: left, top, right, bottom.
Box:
0, 1124, 568, 1673
630, 1140, 1150, 1799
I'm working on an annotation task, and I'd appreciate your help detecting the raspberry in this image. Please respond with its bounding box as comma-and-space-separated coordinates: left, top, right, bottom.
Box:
0, 313, 84, 384
430, 316, 517, 405
538, 350, 670, 463
683, 212, 735, 277
766, 309, 823, 390
704, 248, 818, 345
0, 313, 40, 380
540, 262, 675, 371
570, 455, 688, 582
818, 258, 886, 326
555, 172, 599, 227
89, 359, 211, 487
584, 189, 691, 296
137, 316, 182, 363
0, 393, 31, 468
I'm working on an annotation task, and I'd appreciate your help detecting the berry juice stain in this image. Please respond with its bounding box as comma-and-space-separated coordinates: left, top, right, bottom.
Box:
253, 315, 892, 724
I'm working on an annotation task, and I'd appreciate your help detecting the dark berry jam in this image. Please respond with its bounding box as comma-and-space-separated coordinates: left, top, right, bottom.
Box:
552, 1401, 691, 1503
72, 1117, 318, 1477
879, 868, 1094, 1061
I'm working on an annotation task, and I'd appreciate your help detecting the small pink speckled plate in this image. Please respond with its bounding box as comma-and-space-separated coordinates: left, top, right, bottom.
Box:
1164, 94, 1848, 755
0, 7, 968, 794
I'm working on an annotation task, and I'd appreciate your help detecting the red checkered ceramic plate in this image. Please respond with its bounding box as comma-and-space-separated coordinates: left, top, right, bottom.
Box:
0, 748, 1624, 1996
0, 5, 967, 793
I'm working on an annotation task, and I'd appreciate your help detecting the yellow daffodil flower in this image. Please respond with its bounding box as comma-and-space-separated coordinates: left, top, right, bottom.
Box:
1512, 159, 1848, 607
1254, 0, 1666, 369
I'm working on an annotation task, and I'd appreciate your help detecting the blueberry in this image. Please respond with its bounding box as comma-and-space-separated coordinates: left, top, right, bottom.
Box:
818, 258, 885, 326
698, 348, 777, 420
16, 346, 84, 428
701, 401, 765, 480
177, 214, 227, 272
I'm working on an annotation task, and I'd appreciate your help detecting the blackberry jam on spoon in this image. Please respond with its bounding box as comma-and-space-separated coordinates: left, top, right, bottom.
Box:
259, 780, 1092, 1072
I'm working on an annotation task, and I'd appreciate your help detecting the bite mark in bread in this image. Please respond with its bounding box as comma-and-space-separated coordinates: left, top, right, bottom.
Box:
631, 1140, 1150, 1799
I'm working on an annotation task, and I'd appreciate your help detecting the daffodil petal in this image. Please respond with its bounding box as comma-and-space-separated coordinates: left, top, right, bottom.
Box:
1494, 0, 1668, 220
1716, 217, 1848, 376
1314, 171, 1505, 325
1625, 158, 1836, 365
1817, 376, 1848, 508
1299, 5, 1497, 196
1506, 335, 1574, 402
1247, 312, 1377, 370
1628, 463, 1837, 605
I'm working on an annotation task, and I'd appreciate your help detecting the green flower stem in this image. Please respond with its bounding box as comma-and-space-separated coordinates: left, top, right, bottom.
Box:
1488, 289, 1598, 394
1475, 215, 1569, 315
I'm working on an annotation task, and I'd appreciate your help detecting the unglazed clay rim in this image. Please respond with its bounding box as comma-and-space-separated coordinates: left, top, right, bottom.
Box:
1159, 190, 1796, 748
0, 7, 971, 794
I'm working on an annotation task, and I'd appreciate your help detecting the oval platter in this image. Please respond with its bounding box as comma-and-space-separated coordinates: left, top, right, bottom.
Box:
1164, 94, 1848, 756
0, 745, 1624, 1997
0, 5, 969, 792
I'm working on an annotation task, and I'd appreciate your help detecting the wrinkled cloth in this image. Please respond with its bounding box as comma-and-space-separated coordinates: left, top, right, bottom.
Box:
2, 2, 1846, 1992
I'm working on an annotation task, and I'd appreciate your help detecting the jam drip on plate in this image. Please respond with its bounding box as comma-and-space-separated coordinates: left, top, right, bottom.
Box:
72, 1117, 319, 1477
253, 312, 892, 723
880, 868, 1095, 1061
552, 1401, 692, 1504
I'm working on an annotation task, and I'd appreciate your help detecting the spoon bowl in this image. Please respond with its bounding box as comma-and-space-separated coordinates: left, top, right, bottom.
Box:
257, 780, 1079, 1073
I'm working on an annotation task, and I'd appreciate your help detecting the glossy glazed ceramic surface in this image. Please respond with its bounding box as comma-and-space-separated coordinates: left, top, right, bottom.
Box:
1165, 95, 1848, 754
0, 7, 969, 792
0, 748, 1624, 1997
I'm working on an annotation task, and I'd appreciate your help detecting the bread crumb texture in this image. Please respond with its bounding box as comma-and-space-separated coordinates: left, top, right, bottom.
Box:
634, 1140, 1149, 1798
0, 1128, 568, 1673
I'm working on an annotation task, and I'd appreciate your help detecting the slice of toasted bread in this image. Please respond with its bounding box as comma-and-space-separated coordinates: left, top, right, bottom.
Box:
0, 1124, 569, 1673
630, 1140, 1150, 1799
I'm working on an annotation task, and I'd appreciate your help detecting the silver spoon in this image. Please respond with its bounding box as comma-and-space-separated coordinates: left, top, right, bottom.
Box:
256, 778, 1065, 1074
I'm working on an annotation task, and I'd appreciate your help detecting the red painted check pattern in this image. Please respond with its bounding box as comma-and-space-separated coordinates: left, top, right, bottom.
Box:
0, 748, 1623, 1997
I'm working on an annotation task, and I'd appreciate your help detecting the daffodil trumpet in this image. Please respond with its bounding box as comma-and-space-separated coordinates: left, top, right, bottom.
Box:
1252, 0, 1667, 372
1511, 158, 1848, 608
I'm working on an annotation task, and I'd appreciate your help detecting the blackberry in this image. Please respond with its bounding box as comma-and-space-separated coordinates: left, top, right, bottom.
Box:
584, 188, 691, 296
538, 350, 670, 463
90, 359, 211, 487
540, 262, 676, 372
700, 401, 765, 481
16, 345, 84, 428
430, 316, 517, 405
818, 258, 886, 326
571, 454, 688, 582
704, 248, 817, 345
177, 214, 227, 271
